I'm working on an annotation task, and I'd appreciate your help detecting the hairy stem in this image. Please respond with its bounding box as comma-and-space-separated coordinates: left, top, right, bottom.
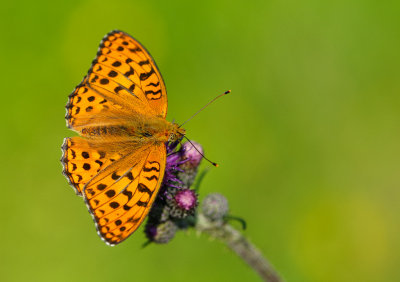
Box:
196, 213, 282, 282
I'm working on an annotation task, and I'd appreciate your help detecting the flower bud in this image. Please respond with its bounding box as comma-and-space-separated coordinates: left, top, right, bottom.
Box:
202, 193, 229, 221
178, 141, 203, 187
181, 141, 203, 167
147, 200, 171, 223
145, 220, 178, 244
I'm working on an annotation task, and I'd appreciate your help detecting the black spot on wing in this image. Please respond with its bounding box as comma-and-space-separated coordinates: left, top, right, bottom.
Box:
111, 172, 120, 180
122, 189, 133, 200
105, 190, 116, 198
97, 184, 107, 190
137, 200, 148, 207
114, 86, 123, 94
108, 70, 118, 78
147, 82, 160, 87
138, 183, 153, 196
143, 165, 160, 172
100, 78, 109, 85
124, 67, 134, 77
140, 68, 155, 81
138, 60, 150, 66
145, 89, 161, 95
145, 175, 158, 181
112, 61, 121, 67
109, 202, 120, 209
126, 172, 134, 180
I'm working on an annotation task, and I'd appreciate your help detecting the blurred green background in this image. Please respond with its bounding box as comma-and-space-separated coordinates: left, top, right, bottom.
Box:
1, 0, 399, 281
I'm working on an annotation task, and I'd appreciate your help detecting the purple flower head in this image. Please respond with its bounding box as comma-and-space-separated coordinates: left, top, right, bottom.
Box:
161, 142, 187, 191
162, 141, 204, 190
166, 188, 198, 218
175, 189, 197, 211
144, 141, 203, 243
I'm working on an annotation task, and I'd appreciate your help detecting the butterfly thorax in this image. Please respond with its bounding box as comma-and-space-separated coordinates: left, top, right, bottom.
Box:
80, 116, 185, 144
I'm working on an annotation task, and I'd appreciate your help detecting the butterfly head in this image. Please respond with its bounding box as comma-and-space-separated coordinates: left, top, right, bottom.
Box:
167, 123, 186, 142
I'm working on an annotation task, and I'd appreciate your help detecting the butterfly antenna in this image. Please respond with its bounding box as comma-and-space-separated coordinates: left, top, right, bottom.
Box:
183, 136, 219, 167
179, 90, 231, 128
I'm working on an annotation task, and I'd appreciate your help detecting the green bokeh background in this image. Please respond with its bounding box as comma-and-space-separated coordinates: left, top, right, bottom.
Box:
1, 0, 399, 281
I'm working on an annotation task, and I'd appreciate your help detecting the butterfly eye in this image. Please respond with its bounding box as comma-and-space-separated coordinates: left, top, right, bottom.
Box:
168, 133, 176, 142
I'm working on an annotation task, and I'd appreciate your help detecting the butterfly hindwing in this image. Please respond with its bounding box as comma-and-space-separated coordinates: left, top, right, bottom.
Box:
83, 143, 166, 245
61, 137, 126, 195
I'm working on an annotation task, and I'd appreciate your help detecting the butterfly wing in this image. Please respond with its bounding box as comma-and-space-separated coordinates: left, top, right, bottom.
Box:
83, 142, 166, 245
66, 76, 147, 131
62, 136, 166, 245
92, 30, 168, 117
61, 136, 132, 195
66, 30, 167, 131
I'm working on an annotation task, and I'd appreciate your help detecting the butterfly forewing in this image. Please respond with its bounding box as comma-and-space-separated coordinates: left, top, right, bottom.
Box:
66, 77, 139, 131
66, 30, 167, 131
94, 30, 167, 117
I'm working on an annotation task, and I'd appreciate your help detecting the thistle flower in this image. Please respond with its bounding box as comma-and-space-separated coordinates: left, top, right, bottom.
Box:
142, 142, 282, 282
162, 140, 204, 190
145, 141, 202, 243
167, 188, 198, 218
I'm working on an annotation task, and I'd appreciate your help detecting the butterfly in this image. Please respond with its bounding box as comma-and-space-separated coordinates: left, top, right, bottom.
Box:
61, 30, 186, 245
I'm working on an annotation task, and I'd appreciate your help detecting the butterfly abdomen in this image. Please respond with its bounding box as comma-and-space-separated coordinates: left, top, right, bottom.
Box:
79, 120, 175, 142
81, 125, 133, 137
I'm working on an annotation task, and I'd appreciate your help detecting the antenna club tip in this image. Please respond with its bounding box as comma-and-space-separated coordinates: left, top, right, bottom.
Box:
224, 90, 231, 95
213, 163, 219, 167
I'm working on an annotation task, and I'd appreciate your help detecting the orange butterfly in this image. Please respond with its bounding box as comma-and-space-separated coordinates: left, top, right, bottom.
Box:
61, 30, 185, 245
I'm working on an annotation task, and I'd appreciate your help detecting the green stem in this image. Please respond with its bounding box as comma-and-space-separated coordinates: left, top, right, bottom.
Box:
196, 213, 283, 282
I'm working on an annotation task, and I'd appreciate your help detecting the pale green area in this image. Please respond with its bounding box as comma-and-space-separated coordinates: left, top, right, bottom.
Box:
1, 0, 399, 281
